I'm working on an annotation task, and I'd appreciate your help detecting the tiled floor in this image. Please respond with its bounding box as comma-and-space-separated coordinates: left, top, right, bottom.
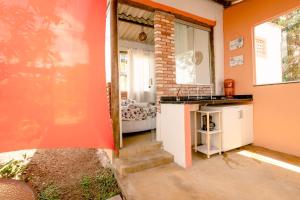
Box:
119, 145, 300, 200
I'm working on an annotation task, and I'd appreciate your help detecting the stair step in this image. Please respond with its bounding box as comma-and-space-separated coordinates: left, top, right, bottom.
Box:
115, 150, 173, 176
119, 141, 162, 158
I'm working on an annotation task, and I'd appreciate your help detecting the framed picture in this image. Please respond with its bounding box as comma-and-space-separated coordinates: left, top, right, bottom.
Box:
230, 37, 244, 51
230, 55, 244, 67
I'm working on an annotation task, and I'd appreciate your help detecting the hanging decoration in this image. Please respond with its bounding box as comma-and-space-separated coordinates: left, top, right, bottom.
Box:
138, 26, 147, 42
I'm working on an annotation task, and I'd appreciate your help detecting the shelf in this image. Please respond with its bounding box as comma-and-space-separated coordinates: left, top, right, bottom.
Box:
196, 145, 220, 156
198, 129, 222, 134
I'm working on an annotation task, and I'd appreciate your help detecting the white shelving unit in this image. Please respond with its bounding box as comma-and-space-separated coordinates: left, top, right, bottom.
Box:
204, 105, 253, 152
194, 110, 222, 158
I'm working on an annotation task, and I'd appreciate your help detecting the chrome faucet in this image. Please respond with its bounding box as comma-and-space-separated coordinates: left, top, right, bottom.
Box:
187, 87, 190, 100
209, 84, 214, 99
197, 87, 200, 100
176, 88, 181, 101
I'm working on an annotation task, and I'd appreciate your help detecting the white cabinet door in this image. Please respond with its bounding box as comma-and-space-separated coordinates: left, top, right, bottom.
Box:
204, 104, 253, 152
222, 106, 243, 151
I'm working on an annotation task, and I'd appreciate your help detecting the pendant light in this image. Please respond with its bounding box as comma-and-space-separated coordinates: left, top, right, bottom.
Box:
138, 26, 147, 42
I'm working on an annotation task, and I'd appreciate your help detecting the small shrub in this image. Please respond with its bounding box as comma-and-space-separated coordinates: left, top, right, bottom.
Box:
39, 184, 61, 200
80, 175, 92, 200
96, 169, 120, 200
80, 168, 120, 200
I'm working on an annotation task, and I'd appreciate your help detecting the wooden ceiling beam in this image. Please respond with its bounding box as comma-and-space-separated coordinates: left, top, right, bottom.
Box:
210, 0, 232, 8
210, 0, 244, 8
118, 18, 154, 28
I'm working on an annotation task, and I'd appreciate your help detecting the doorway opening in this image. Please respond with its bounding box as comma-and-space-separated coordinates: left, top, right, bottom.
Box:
118, 3, 156, 148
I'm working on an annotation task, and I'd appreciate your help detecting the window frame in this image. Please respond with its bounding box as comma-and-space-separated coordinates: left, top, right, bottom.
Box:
174, 18, 215, 87
252, 7, 300, 87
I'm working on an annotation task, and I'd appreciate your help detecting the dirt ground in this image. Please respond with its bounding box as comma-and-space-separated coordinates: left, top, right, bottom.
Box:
21, 148, 119, 200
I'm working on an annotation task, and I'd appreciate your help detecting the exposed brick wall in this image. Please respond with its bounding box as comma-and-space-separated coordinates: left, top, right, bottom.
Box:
154, 11, 212, 112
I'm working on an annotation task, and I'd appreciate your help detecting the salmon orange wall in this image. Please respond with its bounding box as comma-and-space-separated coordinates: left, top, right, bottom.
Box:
224, 0, 300, 156
0, 0, 114, 152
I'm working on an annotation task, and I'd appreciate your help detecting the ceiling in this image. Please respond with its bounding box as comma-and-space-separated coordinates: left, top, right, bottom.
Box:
118, 3, 154, 44
117, 0, 244, 44
210, 0, 244, 8
119, 21, 154, 44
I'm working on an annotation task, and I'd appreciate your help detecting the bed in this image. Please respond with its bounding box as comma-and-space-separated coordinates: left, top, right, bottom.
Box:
121, 99, 156, 133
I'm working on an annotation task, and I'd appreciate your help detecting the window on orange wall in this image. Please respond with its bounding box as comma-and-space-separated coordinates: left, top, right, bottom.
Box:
254, 8, 300, 85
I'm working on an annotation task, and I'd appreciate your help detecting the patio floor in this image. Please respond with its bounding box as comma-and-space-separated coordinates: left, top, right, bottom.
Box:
118, 145, 300, 200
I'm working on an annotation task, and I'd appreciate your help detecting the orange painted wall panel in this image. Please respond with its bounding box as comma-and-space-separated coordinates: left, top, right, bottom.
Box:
0, 0, 114, 151
224, 0, 300, 156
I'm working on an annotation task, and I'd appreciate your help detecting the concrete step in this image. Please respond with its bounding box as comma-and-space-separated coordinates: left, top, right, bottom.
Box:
115, 150, 173, 176
119, 141, 163, 158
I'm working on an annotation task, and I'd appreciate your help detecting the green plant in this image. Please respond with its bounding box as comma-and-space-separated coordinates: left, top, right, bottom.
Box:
95, 169, 120, 200
80, 175, 92, 200
0, 154, 28, 179
80, 168, 120, 200
39, 184, 61, 200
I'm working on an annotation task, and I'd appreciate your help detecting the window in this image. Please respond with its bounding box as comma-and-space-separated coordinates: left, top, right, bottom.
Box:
175, 20, 212, 85
254, 8, 300, 85
119, 52, 128, 91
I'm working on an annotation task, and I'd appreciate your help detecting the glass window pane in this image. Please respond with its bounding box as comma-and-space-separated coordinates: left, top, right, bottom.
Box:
194, 28, 211, 85
175, 23, 195, 84
119, 53, 128, 91
254, 9, 300, 85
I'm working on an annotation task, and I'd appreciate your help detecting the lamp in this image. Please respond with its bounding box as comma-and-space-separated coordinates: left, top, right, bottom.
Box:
138, 26, 147, 42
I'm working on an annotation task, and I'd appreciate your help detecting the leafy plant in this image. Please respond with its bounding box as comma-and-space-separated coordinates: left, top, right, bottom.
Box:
39, 184, 61, 200
272, 9, 300, 82
95, 169, 121, 200
80, 175, 92, 200
80, 168, 121, 200
0, 154, 28, 179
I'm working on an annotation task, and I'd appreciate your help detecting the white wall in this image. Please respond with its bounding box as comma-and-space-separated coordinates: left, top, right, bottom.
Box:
255, 22, 282, 85
153, 0, 224, 94
161, 104, 187, 167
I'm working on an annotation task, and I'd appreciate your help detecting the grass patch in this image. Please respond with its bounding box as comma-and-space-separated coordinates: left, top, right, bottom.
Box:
80, 168, 120, 200
39, 184, 61, 200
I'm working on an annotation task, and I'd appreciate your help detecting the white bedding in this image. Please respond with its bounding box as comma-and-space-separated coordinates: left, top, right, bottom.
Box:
122, 117, 156, 133
121, 99, 156, 133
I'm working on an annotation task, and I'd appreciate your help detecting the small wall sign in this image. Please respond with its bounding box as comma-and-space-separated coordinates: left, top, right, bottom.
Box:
230, 37, 244, 51
230, 55, 244, 67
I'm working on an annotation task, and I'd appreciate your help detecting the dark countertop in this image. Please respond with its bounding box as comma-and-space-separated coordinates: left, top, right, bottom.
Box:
160, 95, 253, 105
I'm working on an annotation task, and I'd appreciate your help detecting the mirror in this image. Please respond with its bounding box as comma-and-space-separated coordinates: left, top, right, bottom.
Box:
175, 21, 212, 85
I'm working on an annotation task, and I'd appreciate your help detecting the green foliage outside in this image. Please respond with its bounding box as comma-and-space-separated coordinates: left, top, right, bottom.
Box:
39, 184, 61, 200
273, 9, 300, 82
80, 168, 121, 200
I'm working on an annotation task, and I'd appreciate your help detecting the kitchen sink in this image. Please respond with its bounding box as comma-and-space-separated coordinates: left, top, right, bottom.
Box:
160, 95, 253, 103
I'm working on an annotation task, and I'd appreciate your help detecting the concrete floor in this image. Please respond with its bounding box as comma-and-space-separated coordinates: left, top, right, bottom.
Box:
119, 145, 300, 200
123, 131, 155, 147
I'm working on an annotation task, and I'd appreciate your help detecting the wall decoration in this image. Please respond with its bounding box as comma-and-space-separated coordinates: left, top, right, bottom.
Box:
230, 55, 244, 67
194, 51, 204, 65
230, 36, 244, 50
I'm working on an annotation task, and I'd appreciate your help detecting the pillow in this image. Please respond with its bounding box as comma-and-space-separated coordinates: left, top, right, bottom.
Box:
121, 99, 135, 106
